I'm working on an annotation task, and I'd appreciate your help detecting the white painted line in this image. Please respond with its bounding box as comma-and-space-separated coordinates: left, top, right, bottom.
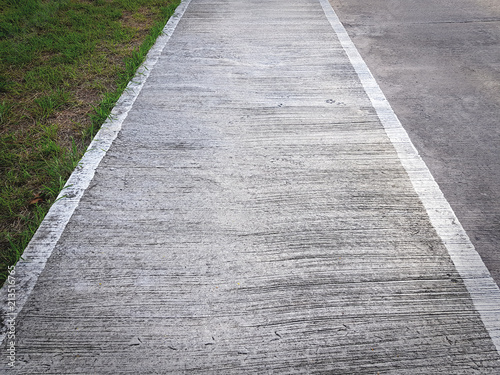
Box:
0, 0, 193, 346
318, 0, 500, 354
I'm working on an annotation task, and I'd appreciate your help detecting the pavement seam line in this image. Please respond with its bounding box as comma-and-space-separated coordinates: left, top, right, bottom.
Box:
318, 0, 500, 354
0, 0, 193, 347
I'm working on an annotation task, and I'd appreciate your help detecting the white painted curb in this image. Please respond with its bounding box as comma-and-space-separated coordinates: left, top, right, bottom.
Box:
0, 0, 193, 347
317, 0, 500, 354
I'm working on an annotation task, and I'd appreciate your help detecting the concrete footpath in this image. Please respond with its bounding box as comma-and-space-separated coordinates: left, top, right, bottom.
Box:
1, 0, 500, 373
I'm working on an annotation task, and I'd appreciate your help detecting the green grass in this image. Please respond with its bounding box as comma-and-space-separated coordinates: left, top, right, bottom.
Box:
0, 0, 181, 284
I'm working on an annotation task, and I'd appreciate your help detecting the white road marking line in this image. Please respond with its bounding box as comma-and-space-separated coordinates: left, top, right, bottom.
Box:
318, 0, 500, 354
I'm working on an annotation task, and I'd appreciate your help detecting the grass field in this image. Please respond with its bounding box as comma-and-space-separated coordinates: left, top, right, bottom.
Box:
0, 0, 180, 284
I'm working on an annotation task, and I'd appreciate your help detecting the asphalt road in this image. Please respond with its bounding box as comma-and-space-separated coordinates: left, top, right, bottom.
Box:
328, 0, 500, 286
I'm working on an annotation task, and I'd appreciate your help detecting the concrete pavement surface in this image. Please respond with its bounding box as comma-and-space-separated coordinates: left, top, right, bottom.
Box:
329, 0, 500, 286
1, 0, 500, 373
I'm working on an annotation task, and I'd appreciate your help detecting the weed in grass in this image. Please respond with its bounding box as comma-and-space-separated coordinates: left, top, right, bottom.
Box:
0, 101, 11, 124
133, 12, 147, 23
42, 138, 80, 200
34, 89, 71, 120
0, 74, 11, 92
0, 40, 35, 66
59, 33, 96, 63
25, 66, 65, 91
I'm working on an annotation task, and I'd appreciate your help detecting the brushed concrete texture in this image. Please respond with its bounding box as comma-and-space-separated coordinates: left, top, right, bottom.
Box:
1, 0, 500, 373
328, 0, 500, 287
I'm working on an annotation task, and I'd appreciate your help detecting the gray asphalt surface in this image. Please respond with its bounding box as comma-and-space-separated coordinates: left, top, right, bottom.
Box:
329, 0, 500, 286
1, 0, 499, 373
